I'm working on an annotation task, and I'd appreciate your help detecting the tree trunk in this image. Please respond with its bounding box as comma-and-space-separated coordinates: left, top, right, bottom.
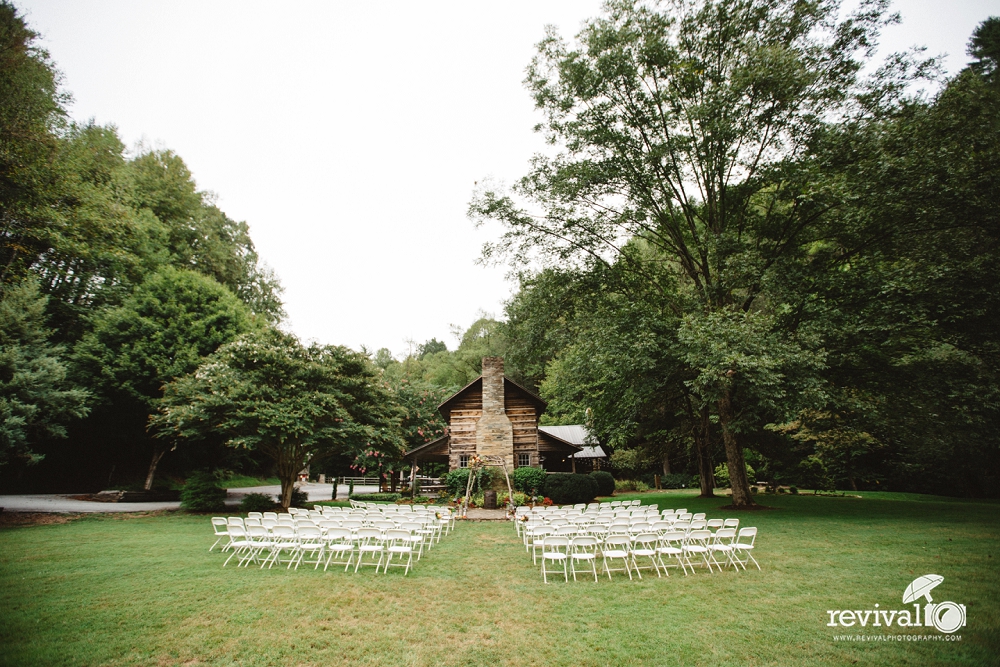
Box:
144, 448, 166, 491
279, 479, 294, 509
694, 408, 715, 497
718, 390, 756, 508
276, 446, 301, 509
662, 453, 671, 476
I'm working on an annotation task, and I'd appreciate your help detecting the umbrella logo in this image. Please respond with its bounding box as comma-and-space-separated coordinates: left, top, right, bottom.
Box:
826, 574, 967, 633
903, 574, 966, 634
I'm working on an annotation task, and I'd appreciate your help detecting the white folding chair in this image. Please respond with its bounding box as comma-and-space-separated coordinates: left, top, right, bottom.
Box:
354, 528, 385, 573
323, 528, 355, 571
733, 527, 760, 570
383, 529, 414, 575
222, 526, 253, 567
683, 529, 715, 573
601, 535, 633, 580
631, 533, 661, 579
210, 517, 230, 552
541, 536, 570, 583
242, 525, 273, 567
262, 525, 298, 569
529, 526, 554, 564
291, 526, 325, 570
708, 527, 737, 571
569, 536, 599, 582
655, 530, 687, 576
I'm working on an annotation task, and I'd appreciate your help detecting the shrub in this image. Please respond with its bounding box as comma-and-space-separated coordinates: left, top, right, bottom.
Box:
543, 473, 598, 505
348, 492, 401, 502
614, 479, 641, 492
180, 472, 227, 512
289, 487, 310, 508
790, 486, 799, 495
240, 493, 277, 513
511, 467, 548, 494
443, 467, 496, 496
659, 473, 691, 489
498, 490, 528, 507
589, 470, 615, 496
714, 462, 757, 488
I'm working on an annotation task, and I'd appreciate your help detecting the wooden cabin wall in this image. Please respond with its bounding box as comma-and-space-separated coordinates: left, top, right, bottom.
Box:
447, 387, 481, 470
507, 390, 539, 468
445, 381, 543, 470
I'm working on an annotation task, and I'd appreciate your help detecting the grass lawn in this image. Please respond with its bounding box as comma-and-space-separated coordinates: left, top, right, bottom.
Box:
0, 492, 997, 667
218, 476, 281, 489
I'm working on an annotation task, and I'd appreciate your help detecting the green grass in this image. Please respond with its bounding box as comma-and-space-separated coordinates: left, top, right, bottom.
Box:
1, 492, 997, 666
218, 475, 281, 489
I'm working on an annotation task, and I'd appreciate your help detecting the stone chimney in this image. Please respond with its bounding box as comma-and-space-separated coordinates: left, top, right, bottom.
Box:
475, 357, 514, 466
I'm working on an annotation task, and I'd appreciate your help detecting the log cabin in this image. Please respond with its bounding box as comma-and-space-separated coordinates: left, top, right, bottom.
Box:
402, 357, 604, 474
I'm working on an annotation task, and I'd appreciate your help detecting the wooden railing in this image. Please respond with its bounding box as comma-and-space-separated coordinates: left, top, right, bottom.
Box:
335, 476, 382, 486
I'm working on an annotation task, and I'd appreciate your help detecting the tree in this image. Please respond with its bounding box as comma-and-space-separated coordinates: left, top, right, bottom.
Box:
74, 267, 254, 488
0, 1, 66, 286
153, 328, 405, 508
417, 338, 447, 359
470, 0, 926, 507
511, 258, 721, 496
0, 279, 88, 467
128, 149, 285, 323
969, 16, 1000, 85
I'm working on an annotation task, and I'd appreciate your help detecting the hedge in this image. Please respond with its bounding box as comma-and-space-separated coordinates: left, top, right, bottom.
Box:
542, 473, 598, 505
511, 467, 547, 494
589, 470, 615, 496
348, 492, 401, 502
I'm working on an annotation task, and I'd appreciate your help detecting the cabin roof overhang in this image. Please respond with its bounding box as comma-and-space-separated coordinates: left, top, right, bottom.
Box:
402, 435, 450, 462
537, 429, 583, 455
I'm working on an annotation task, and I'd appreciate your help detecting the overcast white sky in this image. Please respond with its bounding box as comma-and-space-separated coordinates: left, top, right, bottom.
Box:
18, 0, 997, 356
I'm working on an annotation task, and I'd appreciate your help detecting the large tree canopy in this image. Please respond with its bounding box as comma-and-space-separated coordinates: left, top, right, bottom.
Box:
74, 267, 255, 488
471, 0, 929, 506
153, 329, 405, 508
487, 4, 1000, 499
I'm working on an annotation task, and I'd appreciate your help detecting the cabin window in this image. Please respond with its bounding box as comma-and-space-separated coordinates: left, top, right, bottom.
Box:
518, 453, 530, 468
459, 455, 469, 468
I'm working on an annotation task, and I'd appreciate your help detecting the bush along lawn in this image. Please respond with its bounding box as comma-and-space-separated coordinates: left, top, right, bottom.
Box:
0, 492, 997, 666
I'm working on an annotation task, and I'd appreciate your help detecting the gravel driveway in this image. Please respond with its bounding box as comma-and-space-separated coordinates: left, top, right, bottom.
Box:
0, 482, 378, 513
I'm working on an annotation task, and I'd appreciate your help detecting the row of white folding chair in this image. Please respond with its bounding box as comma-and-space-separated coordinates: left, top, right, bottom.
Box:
535, 527, 758, 581
538, 533, 658, 583
222, 524, 421, 574
238, 515, 440, 545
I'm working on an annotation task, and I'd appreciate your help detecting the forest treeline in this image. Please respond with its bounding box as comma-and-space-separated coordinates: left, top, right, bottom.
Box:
2, 1, 998, 501
0, 1, 498, 498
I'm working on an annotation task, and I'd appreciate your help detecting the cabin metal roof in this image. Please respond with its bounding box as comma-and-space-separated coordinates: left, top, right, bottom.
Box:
539, 425, 606, 459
